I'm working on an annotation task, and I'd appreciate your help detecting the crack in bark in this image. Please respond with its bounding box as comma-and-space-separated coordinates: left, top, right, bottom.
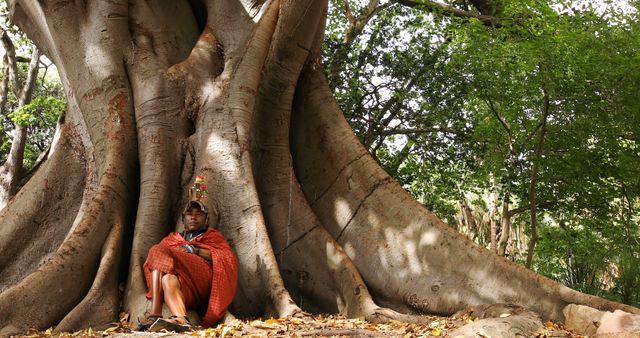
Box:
242, 204, 261, 213
336, 177, 394, 242
135, 95, 172, 108
310, 152, 367, 206
296, 42, 310, 52
275, 224, 318, 256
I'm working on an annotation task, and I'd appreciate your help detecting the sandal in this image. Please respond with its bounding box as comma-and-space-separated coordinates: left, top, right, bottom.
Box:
136, 314, 162, 331
149, 315, 192, 333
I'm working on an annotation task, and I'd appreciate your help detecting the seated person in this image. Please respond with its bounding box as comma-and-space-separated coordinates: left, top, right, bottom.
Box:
140, 200, 238, 331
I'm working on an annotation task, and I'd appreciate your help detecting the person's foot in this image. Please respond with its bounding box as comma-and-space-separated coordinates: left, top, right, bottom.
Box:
148, 316, 192, 333
135, 314, 162, 331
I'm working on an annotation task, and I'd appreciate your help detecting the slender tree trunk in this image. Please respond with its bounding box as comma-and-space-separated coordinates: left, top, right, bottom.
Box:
488, 99, 517, 258
497, 195, 512, 257
525, 95, 549, 269
0, 55, 8, 113
489, 174, 498, 253
327, 0, 387, 88
456, 199, 483, 243
0, 44, 41, 209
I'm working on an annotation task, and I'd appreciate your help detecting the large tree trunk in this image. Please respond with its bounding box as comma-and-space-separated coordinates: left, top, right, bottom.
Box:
0, 0, 637, 336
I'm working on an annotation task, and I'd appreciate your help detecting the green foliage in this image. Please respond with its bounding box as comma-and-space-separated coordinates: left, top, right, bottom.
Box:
326, 0, 640, 305
1, 88, 65, 168
0, 16, 66, 169
615, 250, 640, 305
535, 225, 611, 295
8, 96, 65, 126
451, 1, 640, 304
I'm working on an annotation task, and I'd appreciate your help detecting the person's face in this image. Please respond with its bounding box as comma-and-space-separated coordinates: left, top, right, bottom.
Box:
184, 207, 208, 231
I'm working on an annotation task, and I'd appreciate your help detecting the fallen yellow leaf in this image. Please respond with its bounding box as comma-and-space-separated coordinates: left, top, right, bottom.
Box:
104, 326, 119, 333
365, 324, 378, 331
431, 328, 442, 336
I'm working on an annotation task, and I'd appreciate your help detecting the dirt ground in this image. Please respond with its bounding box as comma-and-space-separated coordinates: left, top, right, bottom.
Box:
13, 313, 584, 338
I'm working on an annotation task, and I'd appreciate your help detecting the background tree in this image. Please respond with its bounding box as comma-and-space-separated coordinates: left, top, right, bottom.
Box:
0, 7, 66, 208
0, 0, 638, 337
326, 0, 640, 305
0, 27, 40, 207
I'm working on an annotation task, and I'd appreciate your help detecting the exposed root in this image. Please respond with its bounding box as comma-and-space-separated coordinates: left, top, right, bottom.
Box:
267, 173, 437, 325
275, 204, 440, 326
448, 304, 544, 338
0, 10, 137, 329
0, 161, 134, 336
0, 127, 86, 292
299, 329, 387, 337
365, 307, 437, 324
248, 0, 341, 321
291, 66, 640, 320
250, 1, 440, 324
55, 221, 124, 332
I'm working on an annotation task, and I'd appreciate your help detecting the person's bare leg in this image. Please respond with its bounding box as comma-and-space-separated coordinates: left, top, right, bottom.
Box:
161, 274, 188, 323
150, 270, 164, 316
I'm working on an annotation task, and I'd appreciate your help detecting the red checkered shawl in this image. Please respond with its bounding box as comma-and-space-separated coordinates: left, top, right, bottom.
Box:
146, 228, 238, 326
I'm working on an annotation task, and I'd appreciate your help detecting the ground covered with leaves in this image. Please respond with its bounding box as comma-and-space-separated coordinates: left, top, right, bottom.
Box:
14, 314, 587, 337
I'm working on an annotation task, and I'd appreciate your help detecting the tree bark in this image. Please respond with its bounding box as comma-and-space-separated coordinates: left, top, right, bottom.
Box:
525, 94, 549, 269
0, 1, 637, 336
292, 66, 639, 319
497, 190, 512, 257
489, 174, 498, 253
488, 99, 517, 258
395, 0, 500, 26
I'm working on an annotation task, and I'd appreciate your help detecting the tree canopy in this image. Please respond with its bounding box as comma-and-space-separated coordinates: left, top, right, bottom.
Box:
325, 0, 640, 305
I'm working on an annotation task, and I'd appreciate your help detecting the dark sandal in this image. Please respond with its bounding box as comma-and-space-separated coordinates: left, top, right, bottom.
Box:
148, 315, 192, 333
136, 314, 162, 331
